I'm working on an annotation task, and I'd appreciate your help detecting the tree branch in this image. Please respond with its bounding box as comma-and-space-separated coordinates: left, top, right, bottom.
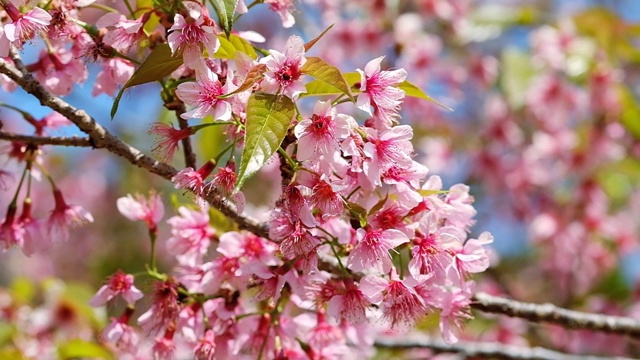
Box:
374, 336, 636, 360
0, 132, 92, 147
472, 292, 640, 338
0, 56, 266, 237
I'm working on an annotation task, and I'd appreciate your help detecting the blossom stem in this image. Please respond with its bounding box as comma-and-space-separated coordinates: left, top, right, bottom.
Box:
112, 51, 140, 65
122, 0, 135, 17
214, 141, 237, 165
0, 102, 34, 120
148, 227, 157, 272
86, 3, 119, 13
328, 241, 348, 276
9, 165, 28, 206
276, 147, 298, 171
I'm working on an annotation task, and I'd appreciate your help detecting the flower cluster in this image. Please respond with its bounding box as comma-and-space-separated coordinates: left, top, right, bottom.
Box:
0, 0, 497, 358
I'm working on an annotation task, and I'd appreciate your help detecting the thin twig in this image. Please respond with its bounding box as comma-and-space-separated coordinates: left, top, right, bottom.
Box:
0, 57, 266, 237
472, 292, 640, 338
375, 336, 635, 360
166, 100, 197, 169
0, 132, 92, 147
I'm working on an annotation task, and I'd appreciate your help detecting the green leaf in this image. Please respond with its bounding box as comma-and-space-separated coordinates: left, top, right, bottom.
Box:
0, 348, 23, 360
399, 80, 452, 111
58, 339, 113, 360
304, 24, 334, 52
236, 94, 295, 191
219, 64, 266, 98
499, 48, 537, 108
0, 323, 15, 346
111, 44, 183, 118
620, 86, 640, 139
210, 0, 238, 37
215, 34, 258, 59
301, 57, 353, 99
209, 207, 239, 233
10, 277, 35, 304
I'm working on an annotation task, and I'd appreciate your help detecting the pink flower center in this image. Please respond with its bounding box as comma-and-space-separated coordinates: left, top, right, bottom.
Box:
108, 272, 131, 292
276, 63, 301, 87
182, 22, 205, 44
199, 82, 223, 105
310, 114, 332, 135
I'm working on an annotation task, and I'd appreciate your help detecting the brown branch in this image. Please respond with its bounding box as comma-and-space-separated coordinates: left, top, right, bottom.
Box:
375, 336, 635, 360
472, 292, 640, 338
0, 56, 266, 237
0, 132, 92, 147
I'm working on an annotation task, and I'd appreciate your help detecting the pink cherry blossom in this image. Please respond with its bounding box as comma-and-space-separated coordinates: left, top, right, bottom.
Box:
171, 160, 216, 195
0, 205, 24, 251
294, 100, 354, 162
103, 308, 140, 354
356, 56, 407, 128
2, 2, 51, 50
116, 192, 164, 230
149, 122, 193, 163
89, 270, 143, 307
48, 188, 94, 242
261, 35, 307, 100
265, 0, 296, 28
360, 274, 427, 329
92, 58, 135, 97
347, 228, 409, 273
166, 206, 215, 266
95, 12, 145, 52
194, 329, 216, 359
167, 5, 219, 70
454, 231, 494, 275
175, 68, 232, 120
326, 280, 369, 324
31, 48, 88, 96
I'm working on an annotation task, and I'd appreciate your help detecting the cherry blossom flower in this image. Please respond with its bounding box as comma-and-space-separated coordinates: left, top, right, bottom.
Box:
102, 308, 140, 354
166, 206, 215, 266
453, 231, 494, 276
2, 1, 51, 51
347, 228, 409, 273
265, 0, 296, 28
360, 273, 427, 329
175, 68, 232, 120
153, 329, 176, 360
95, 12, 146, 52
149, 122, 193, 163
326, 280, 369, 324
116, 192, 164, 230
167, 4, 219, 69
210, 163, 245, 213
171, 160, 216, 195
261, 35, 307, 100
48, 188, 93, 242
194, 329, 216, 359
89, 270, 143, 307
138, 280, 180, 334
0, 205, 24, 251
294, 100, 354, 162
356, 56, 407, 127
31, 48, 88, 96
18, 199, 49, 256
92, 58, 135, 97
